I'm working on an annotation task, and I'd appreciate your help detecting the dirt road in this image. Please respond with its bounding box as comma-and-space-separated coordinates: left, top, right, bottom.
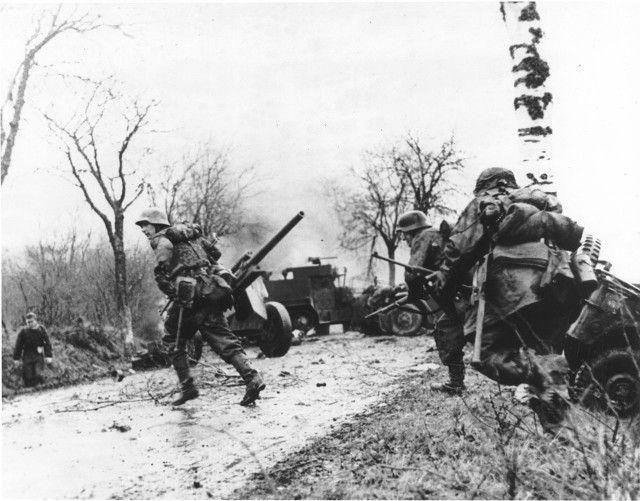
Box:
2, 331, 437, 499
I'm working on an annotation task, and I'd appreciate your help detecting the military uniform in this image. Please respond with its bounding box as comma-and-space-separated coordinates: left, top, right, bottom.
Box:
404, 226, 469, 392
436, 168, 584, 431
137, 209, 264, 406
13, 322, 52, 387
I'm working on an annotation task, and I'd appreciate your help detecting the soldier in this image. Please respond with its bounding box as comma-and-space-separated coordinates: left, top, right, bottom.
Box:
13, 312, 53, 387
136, 207, 265, 406
397, 211, 469, 395
433, 167, 584, 433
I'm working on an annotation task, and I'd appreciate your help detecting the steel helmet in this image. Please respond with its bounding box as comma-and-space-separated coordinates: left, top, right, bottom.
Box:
474, 167, 519, 195
135, 207, 170, 227
396, 210, 430, 233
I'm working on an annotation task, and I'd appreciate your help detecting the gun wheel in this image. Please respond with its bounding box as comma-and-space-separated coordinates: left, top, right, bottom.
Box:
258, 302, 293, 358
571, 349, 640, 418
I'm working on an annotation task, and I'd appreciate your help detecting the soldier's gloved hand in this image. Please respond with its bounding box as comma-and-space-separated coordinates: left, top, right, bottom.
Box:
433, 271, 448, 296
13, 360, 20, 367
156, 276, 177, 299
393, 283, 408, 302
45, 357, 53, 364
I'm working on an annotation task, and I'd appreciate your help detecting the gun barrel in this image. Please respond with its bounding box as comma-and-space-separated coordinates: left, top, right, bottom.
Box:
246, 211, 305, 267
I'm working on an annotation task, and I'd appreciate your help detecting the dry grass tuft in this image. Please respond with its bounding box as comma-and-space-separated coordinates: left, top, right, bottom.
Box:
234, 370, 640, 500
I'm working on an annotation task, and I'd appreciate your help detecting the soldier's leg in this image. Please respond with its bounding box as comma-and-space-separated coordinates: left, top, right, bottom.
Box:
474, 321, 529, 386
33, 357, 45, 385
22, 358, 37, 387
163, 305, 199, 405
431, 315, 466, 394
199, 312, 265, 406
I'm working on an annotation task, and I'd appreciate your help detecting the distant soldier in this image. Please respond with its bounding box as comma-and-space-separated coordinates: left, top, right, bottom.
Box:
136, 207, 265, 406
397, 210, 469, 395
434, 167, 584, 433
13, 312, 53, 387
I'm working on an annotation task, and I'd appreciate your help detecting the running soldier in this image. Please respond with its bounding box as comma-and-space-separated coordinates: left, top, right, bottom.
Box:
433, 167, 584, 433
397, 211, 470, 395
136, 208, 265, 406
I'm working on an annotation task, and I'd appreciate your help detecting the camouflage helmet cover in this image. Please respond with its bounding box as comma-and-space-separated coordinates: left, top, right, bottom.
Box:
135, 207, 170, 227
396, 210, 431, 233
474, 167, 519, 195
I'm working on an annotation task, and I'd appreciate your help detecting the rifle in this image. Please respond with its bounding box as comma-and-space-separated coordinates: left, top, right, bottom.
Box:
367, 253, 441, 320
364, 297, 428, 318
471, 251, 490, 368
372, 252, 437, 279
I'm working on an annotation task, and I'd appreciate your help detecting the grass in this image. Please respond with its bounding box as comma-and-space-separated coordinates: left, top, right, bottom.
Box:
233, 370, 640, 500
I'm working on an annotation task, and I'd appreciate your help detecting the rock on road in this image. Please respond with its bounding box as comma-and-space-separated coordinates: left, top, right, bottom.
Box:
2, 331, 436, 499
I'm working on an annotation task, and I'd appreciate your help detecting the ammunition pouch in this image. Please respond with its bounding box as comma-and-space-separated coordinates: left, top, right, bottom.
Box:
196, 273, 234, 311
539, 247, 579, 308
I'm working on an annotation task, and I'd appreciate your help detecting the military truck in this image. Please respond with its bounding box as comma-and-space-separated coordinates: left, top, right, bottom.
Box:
263, 257, 355, 335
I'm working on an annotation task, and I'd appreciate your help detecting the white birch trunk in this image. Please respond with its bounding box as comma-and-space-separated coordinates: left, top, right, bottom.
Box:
501, 1, 555, 190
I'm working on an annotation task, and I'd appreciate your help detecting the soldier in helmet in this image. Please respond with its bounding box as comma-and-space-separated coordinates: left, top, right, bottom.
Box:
433, 167, 585, 434
397, 210, 470, 395
136, 207, 265, 406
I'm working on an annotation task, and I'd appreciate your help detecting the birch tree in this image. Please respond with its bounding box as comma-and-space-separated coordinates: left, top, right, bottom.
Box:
500, 1, 554, 183
0, 5, 121, 185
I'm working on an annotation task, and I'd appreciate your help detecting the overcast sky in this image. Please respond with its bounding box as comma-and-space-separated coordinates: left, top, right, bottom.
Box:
1, 2, 639, 283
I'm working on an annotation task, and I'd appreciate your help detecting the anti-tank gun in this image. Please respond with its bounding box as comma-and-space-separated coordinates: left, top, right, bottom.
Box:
226, 212, 304, 357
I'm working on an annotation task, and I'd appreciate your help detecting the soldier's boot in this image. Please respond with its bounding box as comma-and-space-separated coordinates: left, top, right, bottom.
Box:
230, 353, 266, 406
171, 350, 199, 406
430, 365, 466, 395
529, 390, 569, 437
526, 355, 570, 436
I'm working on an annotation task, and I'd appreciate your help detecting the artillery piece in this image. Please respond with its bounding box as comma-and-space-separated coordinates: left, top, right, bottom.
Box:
226, 212, 304, 357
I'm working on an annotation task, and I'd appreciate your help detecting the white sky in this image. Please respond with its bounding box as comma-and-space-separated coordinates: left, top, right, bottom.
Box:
1, 2, 639, 283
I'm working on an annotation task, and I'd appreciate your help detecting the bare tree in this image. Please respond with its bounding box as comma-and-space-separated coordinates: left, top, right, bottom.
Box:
330, 152, 408, 286
393, 134, 464, 216
1, 5, 121, 185
44, 82, 154, 354
149, 145, 257, 238
2, 229, 91, 326
330, 134, 465, 285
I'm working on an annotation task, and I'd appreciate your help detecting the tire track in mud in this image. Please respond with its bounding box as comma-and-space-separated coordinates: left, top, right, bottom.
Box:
2, 331, 435, 499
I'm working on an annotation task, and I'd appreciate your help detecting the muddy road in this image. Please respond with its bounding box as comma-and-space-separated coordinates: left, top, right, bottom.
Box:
2, 331, 437, 499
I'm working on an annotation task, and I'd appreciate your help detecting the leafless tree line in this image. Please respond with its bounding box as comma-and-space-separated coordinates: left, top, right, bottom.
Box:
329, 134, 466, 285
1, 229, 161, 339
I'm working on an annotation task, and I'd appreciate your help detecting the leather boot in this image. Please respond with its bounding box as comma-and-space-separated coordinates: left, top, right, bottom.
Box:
230, 353, 266, 406
172, 377, 200, 406
529, 390, 569, 436
430, 365, 466, 395
171, 350, 199, 406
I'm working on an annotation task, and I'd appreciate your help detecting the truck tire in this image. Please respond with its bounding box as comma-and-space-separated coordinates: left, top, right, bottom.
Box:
258, 302, 293, 358
291, 308, 317, 334
571, 348, 640, 417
